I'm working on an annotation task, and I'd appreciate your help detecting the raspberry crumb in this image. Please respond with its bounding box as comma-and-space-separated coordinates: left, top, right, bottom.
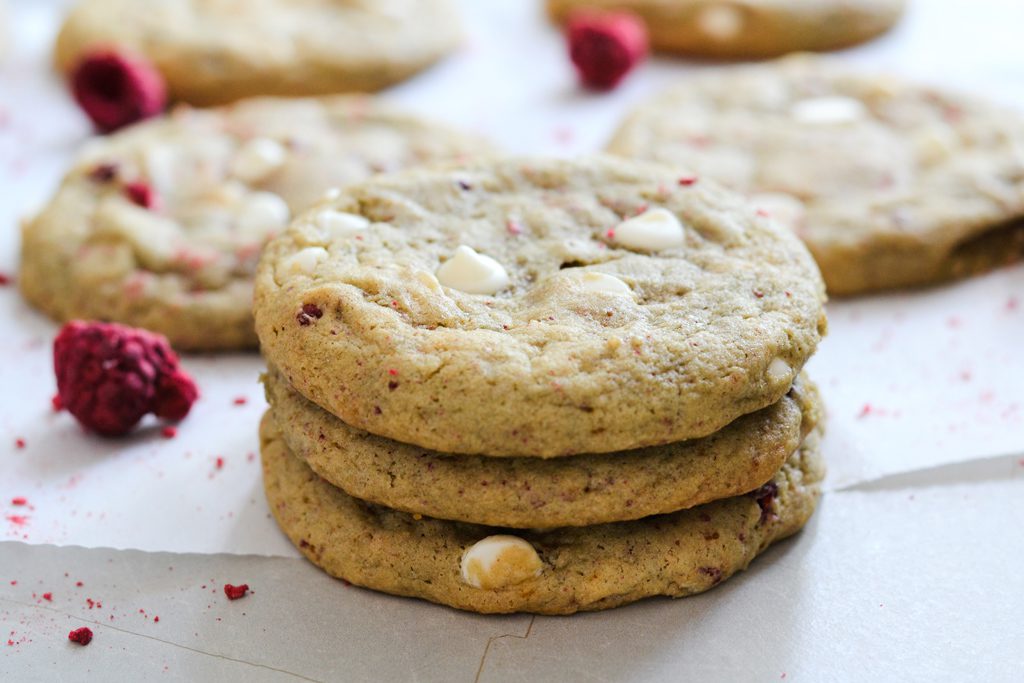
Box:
68, 627, 93, 646
53, 321, 199, 436
232, 396, 247, 406
215, 457, 225, 470
678, 176, 698, 186
296, 303, 324, 326
11, 497, 27, 506
51, 394, 64, 412
223, 583, 249, 600
0, 273, 11, 286
70, 49, 166, 133
42, 592, 52, 601
566, 11, 648, 90
14, 438, 25, 449
153, 616, 159, 623
506, 219, 523, 236
123, 181, 159, 209
161, 426, 177, 439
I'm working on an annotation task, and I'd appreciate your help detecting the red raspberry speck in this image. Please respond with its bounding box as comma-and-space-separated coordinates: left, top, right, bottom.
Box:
70, 49, 166, 133
68, 627, 93, 646
53, 321, 199, 436
42, 592, 52, 601
567, 11, 648, 90
123, 181, 159, 210
0, 273, 11, 286
51, 394, 64, 411
14, 438, 25, 449
161, 425, 177, 439
232, 397, 247, 406
215, 457, 225, 470
223, 583, 249, 600
678, 176, 698, 186
153, 616, 159, 623
10, 497, 27, 506
296, 303, 324, 326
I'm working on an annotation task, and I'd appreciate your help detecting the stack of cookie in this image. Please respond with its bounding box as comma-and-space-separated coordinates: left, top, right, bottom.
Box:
254, 156, 828, 614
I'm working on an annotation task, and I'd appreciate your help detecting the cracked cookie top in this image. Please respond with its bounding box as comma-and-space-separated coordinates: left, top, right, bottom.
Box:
255, 156, 826, 456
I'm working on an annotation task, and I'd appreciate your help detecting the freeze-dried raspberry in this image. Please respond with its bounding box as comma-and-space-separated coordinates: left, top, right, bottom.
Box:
123, 181, 159, 210
223, 583, 249, 600
70, 48, 167, 133
53, 321, 199, 436
68, 627, 93, 646
567, 11, 648, 90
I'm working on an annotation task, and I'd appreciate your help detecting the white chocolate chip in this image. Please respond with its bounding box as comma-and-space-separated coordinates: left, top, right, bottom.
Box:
315, 210, 370, 238
231, 138, 287, 183
460, 535, 543, 590
913, 125, 958, 166
436, 245, 510, 295
697, 4, 744, 40
575, 271, 632, 295
277, 246, 327, 279
790, 96, 868, 125
750, 192, 807, 230
767, 358, 792, 384
414, 269, 443, 291
236, 191, 290, 237
613, 209, 685, 252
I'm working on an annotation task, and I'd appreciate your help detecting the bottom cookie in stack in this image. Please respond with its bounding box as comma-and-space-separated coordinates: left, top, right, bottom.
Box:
260, 378, 826, 615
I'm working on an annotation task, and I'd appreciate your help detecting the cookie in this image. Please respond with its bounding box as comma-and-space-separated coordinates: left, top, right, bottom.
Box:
254, 156, 827, 456
607, 56, 1024, 295
547, 0, 905, 58
20, 97, 488, 351
265, 365, 821, 528
261, 412, 824, 614
54, 0, 461, 106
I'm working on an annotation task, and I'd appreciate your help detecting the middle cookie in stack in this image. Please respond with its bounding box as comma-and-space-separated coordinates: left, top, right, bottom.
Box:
255, 156, 828, 614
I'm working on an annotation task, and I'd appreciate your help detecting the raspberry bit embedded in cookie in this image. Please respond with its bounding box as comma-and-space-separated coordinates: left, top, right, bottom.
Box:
70, 49, 167, 133
53, 321, 199, 436
567, 11, 648, 90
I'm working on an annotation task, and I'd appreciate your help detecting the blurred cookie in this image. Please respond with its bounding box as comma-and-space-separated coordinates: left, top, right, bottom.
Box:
20, 97, 487, 350
608, 56, 1024, 294
547, 0, 904, 58
265, 365, 821, 528
254, 156, 826, 456
55, 0, 461, 105
261, 411, 825, 614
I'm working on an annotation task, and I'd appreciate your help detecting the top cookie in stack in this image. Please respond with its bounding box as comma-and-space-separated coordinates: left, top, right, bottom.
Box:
254, 156, 828, 614
255, 156, 826, 457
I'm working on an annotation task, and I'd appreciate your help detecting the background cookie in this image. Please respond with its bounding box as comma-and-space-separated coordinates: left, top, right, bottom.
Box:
265, 366, 821, 528
608, 56, 1024, 295
261, 412, 825, 614
55, 0, 461, 105
254, 156, 827, 456
547, 0, 905, 58
20, 97, 488, 350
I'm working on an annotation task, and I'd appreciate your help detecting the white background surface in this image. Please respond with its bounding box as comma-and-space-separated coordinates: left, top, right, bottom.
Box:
1, 0, 1023, 680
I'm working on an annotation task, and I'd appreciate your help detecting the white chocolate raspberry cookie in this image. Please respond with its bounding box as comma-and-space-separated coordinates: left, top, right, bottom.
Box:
55, 0, 462, 105
260, 412, 825, 614
254, 156, 827, 456
547, 0, 905, 58
608, 56, 1024, 295
20, 97, 489, 350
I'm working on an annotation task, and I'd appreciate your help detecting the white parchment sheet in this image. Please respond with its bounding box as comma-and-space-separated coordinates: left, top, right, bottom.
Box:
1, 0, 1023, 680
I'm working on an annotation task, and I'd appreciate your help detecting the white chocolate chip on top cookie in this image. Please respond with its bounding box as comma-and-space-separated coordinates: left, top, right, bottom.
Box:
436, 245, 510, 295
460, 535, 543, 590
766, 357, 792, 384
315, 210, 370, 238
612, 209, 685, 252
574, 270, 632, 295
696, 4, 745, 41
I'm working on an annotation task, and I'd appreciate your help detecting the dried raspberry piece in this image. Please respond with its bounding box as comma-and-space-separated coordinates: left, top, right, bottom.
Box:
296, 303, 324, 326
123, 181, 159, 210
53, 321, 199, 436
70, 49, 166, 133
68, 627, 93, 646
566, 11, 648, 90
223, 583, 249, 600
751, 481, 779, 525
